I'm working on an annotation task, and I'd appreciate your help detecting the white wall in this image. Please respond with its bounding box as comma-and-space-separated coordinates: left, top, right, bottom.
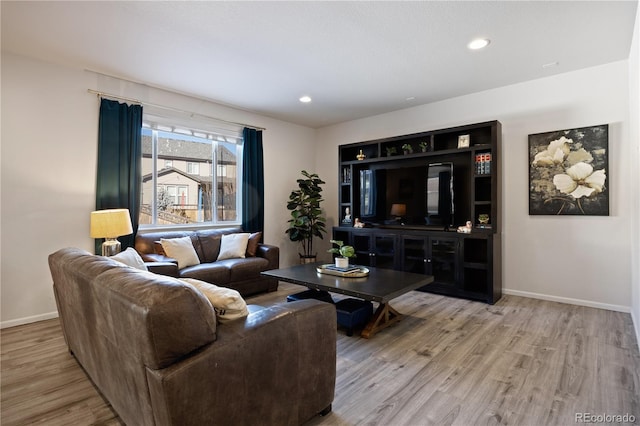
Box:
630, 4, 640, 346
316, 61, 634, 312
2, 50, 637, 328
0, 52, 316, 327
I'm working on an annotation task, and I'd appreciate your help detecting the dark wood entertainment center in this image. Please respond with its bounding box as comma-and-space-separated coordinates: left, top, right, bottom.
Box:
333, 120, 502, 304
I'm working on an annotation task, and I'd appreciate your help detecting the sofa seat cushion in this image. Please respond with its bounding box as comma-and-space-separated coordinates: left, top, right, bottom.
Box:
179, 262, 231, 285
223, 257, 269, 281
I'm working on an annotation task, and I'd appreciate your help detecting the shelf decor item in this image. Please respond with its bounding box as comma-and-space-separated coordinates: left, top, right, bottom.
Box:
529, 124, 608, 216
385, 147, 397, 157
356, 149, 366, 161
401, 143, 413, 154
419, 141, 430, 152
342, 207, 352, 224
457, 221, 473, 233
286, 170, 327, 263
478, 214, 490, 224
458, 134, 470, 148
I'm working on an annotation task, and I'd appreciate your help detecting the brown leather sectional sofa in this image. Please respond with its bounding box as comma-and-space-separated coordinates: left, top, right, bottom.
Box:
49, 247, 336, 426
134, 227, 279, 296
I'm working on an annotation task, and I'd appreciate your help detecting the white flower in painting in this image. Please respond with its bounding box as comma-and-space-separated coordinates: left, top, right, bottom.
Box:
566, 148, 593, 166
553, 162, 606, 199
533, 136, 573, 166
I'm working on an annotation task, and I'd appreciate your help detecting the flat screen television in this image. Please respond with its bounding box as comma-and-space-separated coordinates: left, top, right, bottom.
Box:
359, 162, 455, 229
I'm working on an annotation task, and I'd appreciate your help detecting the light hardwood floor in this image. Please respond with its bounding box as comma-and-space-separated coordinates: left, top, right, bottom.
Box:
2, 283, 639, 425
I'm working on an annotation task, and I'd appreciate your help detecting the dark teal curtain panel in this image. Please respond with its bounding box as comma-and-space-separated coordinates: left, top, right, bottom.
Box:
95, 99, 143, 254
241, 127, 264, 235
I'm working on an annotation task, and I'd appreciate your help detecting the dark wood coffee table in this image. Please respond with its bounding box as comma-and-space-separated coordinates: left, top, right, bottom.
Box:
262, 263, 434, 338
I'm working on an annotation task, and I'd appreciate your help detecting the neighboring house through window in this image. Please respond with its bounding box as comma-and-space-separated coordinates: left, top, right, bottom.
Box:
140, 115, 242, 227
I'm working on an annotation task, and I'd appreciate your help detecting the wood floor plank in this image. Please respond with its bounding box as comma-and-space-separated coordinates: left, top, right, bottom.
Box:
2, 283, 639, 426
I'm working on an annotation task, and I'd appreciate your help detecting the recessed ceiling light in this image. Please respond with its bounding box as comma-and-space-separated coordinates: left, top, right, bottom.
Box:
468, 38, 490, 50
542, 61, 559, 69
299, 95, 312, 103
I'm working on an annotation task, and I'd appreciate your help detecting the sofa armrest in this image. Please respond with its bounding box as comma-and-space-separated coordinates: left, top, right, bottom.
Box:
141, 253, 178, 263
146, 262, 180, 278
145, 299, 335, 425
256, 244, 279, 270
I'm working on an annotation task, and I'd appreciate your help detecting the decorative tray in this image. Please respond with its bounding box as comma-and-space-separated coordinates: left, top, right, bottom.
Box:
317, 264, 369, 277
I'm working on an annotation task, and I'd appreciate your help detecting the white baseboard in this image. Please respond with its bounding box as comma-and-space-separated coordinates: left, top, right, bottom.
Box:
1, 311, 59, 329
503, 288, 631, 313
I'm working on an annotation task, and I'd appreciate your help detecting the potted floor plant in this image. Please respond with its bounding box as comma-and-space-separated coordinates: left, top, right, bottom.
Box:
328, 240, 356, 268
286, 170, 327, 263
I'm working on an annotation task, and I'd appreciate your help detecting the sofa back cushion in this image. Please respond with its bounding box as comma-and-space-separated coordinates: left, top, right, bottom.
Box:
94, 268, 217, 369
196, 227, 243, 263
136, 231, 195, 255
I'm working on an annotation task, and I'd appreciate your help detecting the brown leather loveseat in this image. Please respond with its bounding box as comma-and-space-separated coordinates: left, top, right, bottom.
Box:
49, 247, 336, 426
135, 227, 279, 296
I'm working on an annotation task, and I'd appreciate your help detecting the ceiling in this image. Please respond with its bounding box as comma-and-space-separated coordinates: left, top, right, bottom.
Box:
2, 1, 637, 128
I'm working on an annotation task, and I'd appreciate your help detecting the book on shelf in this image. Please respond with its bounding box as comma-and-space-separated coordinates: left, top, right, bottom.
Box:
342, 167, 351, 183
475, 152, 491, 175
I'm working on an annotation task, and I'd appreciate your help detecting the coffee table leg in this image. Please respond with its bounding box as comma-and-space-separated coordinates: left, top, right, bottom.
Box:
361, 303, 403, 338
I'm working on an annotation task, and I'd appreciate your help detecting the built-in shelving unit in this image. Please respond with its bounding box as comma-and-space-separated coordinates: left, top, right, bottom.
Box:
334, 120, 502, 304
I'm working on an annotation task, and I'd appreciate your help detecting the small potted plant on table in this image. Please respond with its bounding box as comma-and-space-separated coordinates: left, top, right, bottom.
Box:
328, 240, 356, 268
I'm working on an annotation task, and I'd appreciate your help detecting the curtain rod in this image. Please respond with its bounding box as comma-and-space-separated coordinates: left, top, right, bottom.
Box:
87, 89, 266, 131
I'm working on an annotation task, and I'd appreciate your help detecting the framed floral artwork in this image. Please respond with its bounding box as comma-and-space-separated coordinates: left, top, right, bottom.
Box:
529, 124, 608, 215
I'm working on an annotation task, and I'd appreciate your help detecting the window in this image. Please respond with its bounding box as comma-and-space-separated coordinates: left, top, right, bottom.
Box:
140, 118, 242, 227
187, 162, 200, 175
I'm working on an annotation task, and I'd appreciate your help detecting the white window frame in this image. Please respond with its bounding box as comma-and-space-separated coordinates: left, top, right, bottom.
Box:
140, 112, 243, 230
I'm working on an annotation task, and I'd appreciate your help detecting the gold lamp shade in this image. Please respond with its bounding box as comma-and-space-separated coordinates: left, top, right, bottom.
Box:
90, 209, 133, 256
389, 203, 406, 217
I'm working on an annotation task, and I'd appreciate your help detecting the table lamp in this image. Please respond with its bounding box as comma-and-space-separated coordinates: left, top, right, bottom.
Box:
90, 209, 133, 256
390, 204, 406, 223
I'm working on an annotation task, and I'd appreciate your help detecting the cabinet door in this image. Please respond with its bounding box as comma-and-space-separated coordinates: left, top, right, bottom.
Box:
352, 232, 373, 266
401, 236, 429, 274
428, 237, 460, 288
371, 234, 396, 269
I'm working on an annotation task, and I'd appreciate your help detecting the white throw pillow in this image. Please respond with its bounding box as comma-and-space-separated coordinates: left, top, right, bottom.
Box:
111, 247, 148, 271
217, 233, 251, 260
161, 236, 200, 269
181, 278, 249, 323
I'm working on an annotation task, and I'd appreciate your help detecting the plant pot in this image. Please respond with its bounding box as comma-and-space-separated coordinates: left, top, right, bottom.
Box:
335, 257, 349, 268
299, 255, 317, 264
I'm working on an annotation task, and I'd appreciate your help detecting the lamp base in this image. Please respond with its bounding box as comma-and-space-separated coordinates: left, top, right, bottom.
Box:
101, 239, 121, 257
